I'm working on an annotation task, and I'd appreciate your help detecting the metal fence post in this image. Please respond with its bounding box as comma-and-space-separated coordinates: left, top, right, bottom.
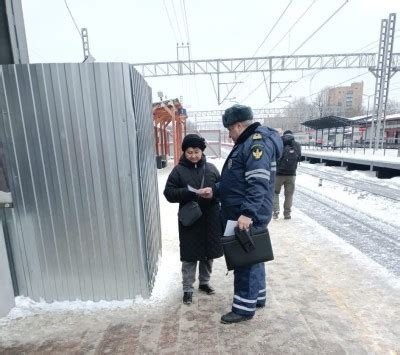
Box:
0, 211, 15, 317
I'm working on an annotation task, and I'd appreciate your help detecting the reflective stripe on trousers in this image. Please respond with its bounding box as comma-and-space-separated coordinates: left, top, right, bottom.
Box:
232, 262, 266, 316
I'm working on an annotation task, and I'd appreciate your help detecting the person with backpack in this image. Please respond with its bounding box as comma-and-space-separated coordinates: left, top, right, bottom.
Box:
273, 130, 301, 220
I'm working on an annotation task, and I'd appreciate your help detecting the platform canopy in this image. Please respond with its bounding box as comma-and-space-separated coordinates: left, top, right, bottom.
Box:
301, 115, 354, 130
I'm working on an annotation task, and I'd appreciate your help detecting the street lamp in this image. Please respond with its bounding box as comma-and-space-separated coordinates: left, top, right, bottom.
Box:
276, 95, 293, 105
228, 97, 239, 104
362, 93, 374, 116
362, 93, 374, 146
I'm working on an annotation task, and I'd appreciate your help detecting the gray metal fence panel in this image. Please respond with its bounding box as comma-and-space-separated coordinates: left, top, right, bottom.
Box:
0, 63, 161, 301
130, 67, 162, 289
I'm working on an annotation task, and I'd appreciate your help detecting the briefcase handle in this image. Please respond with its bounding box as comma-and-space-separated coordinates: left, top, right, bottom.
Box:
234, 227, 255, 253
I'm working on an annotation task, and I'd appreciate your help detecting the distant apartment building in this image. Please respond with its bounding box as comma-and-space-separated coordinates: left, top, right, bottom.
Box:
327, 81, 364, 116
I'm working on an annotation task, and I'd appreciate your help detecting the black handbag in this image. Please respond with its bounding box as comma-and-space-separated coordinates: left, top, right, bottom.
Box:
178, 201, 203, 226
221, 226, 274, 270
178, 165, 206, 227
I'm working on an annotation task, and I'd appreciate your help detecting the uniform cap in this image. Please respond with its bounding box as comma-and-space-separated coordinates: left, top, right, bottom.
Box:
222, 104, 253, 128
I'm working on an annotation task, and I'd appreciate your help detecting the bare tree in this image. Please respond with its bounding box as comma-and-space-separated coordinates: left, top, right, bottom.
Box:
265, 97, 315, 132
312, 88, 330, 117
360, 99, 400, 116
385, 99, 400, 115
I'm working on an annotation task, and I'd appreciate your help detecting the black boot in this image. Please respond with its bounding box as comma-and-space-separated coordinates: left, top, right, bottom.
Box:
199, 284, 215, 294
183, 292, 193, 304
221, 311, 253, 324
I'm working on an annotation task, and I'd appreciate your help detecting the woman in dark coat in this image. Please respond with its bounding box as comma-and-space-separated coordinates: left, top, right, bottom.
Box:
164, 134, 223, 305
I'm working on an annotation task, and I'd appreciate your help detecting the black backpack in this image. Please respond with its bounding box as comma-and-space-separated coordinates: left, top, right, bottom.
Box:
278, 144, 299, 172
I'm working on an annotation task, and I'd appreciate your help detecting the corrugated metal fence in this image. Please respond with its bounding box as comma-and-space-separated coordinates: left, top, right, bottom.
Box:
0, 63, 162, 302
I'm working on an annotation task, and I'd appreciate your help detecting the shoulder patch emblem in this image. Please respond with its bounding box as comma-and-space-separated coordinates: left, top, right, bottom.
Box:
252, 133, 262, 140
252, 146, 263, 160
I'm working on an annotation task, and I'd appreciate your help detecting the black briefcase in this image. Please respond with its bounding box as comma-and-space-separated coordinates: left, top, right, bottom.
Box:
221, 226, 274, 270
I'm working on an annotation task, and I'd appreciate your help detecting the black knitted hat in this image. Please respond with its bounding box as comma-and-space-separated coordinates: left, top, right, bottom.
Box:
222, 104, 253, 128
181, 134, 206, 152
283, 130, 293, 135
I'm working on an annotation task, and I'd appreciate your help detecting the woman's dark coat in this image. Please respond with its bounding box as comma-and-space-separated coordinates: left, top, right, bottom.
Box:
164, 155, 223, 262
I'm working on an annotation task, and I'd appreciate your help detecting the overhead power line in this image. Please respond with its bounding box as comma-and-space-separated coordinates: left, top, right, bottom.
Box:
63, 0, 82, 39
266, 0, 318, 57
221, 0, 295, 104
306, 71, 370, 99
162, 0, 179, 43
289, 0, 349, 61
171, 0, 184, 43
301, 17, 400, 100
252, 0, 294, 59
241, 0, 350, 104
180, 0, 190, 44
267, 20, 398, 105
234, 0, 318, 101
356, 29, 400, 53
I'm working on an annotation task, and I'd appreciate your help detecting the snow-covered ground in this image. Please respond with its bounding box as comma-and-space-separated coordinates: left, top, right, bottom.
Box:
0, 191, 12, 203
302, 147, 400, 165
1, 156, 399, 324
296, 162, 400, 227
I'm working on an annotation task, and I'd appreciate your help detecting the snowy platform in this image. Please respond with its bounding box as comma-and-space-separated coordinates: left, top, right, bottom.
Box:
0, 162, 399, 353
302, 148, 400, 171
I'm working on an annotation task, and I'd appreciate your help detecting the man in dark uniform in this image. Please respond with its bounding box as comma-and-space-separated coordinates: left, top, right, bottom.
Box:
199, 104, 283, 323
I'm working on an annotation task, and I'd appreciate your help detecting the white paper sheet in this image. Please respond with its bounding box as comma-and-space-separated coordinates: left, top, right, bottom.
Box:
223, 220, 237, 236
187, 185, 200, 194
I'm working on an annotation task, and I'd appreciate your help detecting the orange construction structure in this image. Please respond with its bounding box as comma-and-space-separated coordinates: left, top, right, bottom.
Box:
153, 99, 188, 166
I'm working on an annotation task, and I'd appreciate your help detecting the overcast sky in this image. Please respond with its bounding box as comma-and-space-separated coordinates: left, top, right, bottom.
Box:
21, 0, 400, 112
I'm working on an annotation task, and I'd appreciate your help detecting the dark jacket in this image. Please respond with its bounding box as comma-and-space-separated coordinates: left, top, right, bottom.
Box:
216, 122, 283, 227
164, 155, 223, 262
277, 133, 302, 176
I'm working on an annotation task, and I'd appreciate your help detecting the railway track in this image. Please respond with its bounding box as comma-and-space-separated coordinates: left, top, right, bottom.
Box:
294, 186, 400, 277
297, 165, 400, 202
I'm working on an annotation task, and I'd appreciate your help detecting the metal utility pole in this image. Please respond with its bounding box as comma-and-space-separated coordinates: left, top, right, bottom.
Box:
369, 13, 397, 150
176, 42, 190, 62
81, 28, 95, 63
0, 0, 28, 319
0, 0, 29, 64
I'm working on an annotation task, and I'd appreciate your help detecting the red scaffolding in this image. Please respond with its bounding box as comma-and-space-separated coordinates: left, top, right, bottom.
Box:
153, 99, 187, 166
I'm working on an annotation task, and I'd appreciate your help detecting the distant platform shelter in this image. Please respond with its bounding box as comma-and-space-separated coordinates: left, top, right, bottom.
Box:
302, 115, 356, 148
302, 114, 400, 148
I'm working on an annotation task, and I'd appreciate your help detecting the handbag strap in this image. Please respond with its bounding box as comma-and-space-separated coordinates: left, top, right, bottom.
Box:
200, 164, 206, 188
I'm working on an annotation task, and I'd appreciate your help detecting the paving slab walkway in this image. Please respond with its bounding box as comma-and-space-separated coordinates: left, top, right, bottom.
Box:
0, 165, 399, 354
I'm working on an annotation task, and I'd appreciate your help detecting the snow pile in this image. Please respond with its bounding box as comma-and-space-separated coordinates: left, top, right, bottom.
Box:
0, 191, 12, 203
1, 249, 179, 322
5, 296, 135, 320
297, 162, 400, 227
302, 148, 400, 164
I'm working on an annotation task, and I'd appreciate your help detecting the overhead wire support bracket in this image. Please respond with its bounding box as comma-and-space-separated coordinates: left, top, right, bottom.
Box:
133, 52, 400, 77
81, 28, 95, 63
